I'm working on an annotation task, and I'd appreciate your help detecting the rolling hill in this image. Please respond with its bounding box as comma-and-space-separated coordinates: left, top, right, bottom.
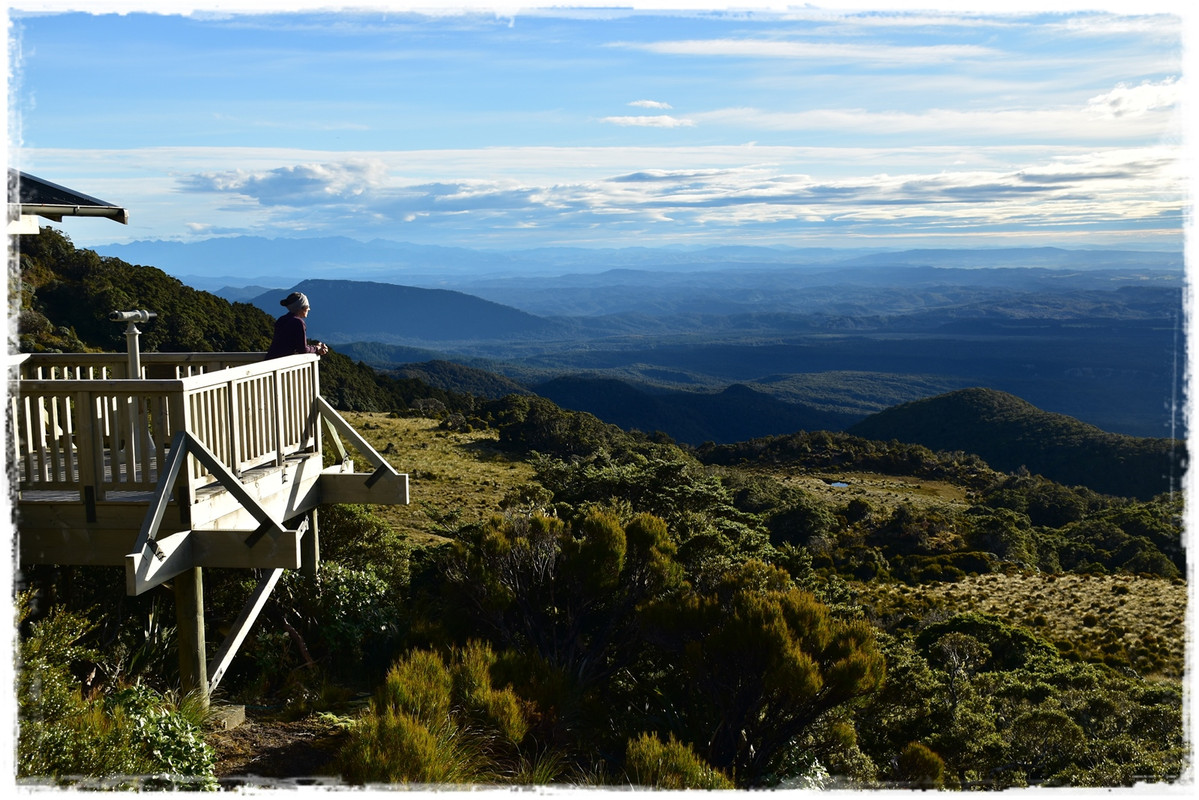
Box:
533, 375, 856, 445
847, 387, 1183, 499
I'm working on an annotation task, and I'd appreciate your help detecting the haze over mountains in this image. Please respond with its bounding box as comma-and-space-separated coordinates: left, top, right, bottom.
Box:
95, 238, 1185, 443
96, 236, 1181, 293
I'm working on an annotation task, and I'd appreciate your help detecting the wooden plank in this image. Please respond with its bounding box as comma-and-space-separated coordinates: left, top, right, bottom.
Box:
319, 470, 409, 505
192, 528, 301, 569
208, 568, 284, 694
126, 528, 195, 595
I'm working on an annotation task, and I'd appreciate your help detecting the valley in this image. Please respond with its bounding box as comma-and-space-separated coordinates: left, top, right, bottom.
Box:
188, 245, 1183, 444
15, 228, 1189, 790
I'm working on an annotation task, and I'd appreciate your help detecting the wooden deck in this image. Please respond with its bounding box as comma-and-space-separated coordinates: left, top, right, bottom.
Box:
9, 350, 409, 699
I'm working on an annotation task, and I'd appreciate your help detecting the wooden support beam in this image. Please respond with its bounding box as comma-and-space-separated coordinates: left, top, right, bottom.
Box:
319, 470, 409, 505
126, 528, 194, 596
128, 430, 189, 561
125, 527, 303, 595
175, 567, 208, 706
183, 434, 288, 540
315, 396, 398, 478
208, 568, 283, 694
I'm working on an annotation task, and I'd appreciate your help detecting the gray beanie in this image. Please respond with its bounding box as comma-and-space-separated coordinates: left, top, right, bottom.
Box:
281, 292, 309, 313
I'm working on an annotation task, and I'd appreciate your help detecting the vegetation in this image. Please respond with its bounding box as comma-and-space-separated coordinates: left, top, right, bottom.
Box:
847, 387, 1183, 499
15, 595, 217, 789
11, 229, 1188, 789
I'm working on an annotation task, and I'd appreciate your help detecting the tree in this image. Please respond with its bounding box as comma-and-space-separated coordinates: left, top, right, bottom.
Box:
441, 510, 684, 704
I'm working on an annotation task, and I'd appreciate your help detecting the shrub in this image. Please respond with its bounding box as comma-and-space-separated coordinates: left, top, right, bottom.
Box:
271, 562, 405, 684
895, 741, 946, 789
339, 708, 484, 785
16, 596, 216, 789
623, 732, 734, 789
339, 642, 541, 786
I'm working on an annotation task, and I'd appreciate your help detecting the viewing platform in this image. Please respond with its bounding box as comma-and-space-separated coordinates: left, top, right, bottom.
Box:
9, 348, 409, 699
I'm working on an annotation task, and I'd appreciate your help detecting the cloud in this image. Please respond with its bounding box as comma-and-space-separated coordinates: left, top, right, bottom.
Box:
630, 100, 672, 109
612, 38, 998, 64
180, 160, 388, 206
37, 141, 1183, 249
691, 85, 1180, 142
601, 115, 695, 128
1086, 77, 1180, 118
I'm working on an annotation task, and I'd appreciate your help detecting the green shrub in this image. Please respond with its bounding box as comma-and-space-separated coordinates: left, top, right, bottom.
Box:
339, 642, 541, 786
16, 596, 216, 789
895, 741, 946, 789
272, 562, 404, 683
623, 732, 734, 790
318, 504, 412, 592
339, 708, 484, 785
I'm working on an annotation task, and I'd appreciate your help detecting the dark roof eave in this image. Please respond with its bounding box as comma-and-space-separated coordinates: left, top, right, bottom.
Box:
16, 203, 130, 224
8, 169, 130, 225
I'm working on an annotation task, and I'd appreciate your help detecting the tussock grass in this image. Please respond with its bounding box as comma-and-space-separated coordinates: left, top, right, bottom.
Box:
338, 413, 536, 544
858, 572, 1187, 679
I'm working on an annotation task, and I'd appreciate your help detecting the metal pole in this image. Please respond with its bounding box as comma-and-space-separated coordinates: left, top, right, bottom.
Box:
124, 321, 142, 378
109, 310, 156, 378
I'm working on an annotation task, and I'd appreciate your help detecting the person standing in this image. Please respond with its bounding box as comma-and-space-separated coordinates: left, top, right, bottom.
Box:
265, 291, 329, 359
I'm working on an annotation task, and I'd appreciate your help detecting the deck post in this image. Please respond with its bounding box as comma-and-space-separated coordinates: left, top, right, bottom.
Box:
174, 566, 209, 706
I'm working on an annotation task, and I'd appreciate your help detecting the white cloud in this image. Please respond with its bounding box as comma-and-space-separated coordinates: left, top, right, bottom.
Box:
600, 115, 695, 128
630, 100, 672, 109
180, 159, 389, 206
1086, 77, 1180, 118
612, 38, 998, 64
692, 88, 1180, 142
24, 141, 1183, 249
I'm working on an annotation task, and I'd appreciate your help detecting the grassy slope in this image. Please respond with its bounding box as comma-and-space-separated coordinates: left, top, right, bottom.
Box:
856, 573, 1187, 680
340, 412, 535, 545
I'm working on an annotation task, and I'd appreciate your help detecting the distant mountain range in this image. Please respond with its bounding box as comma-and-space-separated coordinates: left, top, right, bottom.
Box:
247, 279, 557, 344
94, 238, 1186, 441
93, 236, 1182, 295
21, 226, 1186, 499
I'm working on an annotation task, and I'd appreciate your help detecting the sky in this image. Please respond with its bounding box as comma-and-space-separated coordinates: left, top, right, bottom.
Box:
3, 1, 1192, 251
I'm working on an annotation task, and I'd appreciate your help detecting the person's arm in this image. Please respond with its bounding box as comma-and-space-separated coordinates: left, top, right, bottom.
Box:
294, 317, 329, 356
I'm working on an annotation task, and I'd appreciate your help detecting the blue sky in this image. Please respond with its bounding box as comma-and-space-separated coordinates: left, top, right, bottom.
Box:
5, 1, 1190, 251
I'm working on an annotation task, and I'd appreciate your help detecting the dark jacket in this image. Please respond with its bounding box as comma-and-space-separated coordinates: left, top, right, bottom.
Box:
265, 313, 319, 359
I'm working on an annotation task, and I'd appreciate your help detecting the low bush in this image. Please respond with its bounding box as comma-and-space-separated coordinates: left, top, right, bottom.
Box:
16, 595, 217, 789
623, 732, 734, 789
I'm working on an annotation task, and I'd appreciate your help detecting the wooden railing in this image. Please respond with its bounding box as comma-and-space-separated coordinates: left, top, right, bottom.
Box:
9, 352, 321, 503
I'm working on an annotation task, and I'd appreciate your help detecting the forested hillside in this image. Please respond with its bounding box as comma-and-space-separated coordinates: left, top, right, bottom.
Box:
848, 388, 1183, 500
11, 228, 1188, 791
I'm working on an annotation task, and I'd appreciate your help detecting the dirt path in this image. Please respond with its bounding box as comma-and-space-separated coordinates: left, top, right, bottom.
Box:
207, 708, 351, 788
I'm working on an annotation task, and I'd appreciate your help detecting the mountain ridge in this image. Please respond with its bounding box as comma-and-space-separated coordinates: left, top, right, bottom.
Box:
249, 278, 558, 343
